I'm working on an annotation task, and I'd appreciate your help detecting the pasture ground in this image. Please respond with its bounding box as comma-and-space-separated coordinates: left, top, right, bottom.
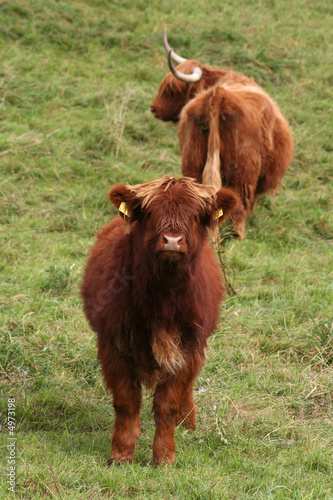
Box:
0, 1, 332, 498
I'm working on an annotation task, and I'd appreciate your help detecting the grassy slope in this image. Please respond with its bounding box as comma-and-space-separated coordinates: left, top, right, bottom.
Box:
0, 0, 332, 498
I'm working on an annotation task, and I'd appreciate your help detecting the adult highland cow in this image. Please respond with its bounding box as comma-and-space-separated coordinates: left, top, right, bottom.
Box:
151, 30, 294, 239
178, 83, 294, 239
81, 176, 239, 465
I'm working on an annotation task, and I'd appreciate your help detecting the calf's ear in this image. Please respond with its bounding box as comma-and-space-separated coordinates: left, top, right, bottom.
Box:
213, 187, 240, 223
109, 184, 136, 222
109, 184, 133, 208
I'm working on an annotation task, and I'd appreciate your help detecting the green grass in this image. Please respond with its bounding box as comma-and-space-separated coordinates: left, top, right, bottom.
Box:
0, 0, 332, 498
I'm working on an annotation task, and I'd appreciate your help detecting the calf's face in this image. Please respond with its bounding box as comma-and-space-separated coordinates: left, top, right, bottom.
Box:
109, 176, 239, 263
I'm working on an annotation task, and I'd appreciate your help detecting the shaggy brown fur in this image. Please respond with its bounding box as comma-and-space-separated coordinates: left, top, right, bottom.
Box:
178, 83, 294, 239
81, 176, 240, 465
150, 59, 257, 122
151, 58, 293, 239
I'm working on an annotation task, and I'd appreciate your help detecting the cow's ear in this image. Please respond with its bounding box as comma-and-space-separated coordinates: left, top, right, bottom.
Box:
212, 187, 240, 224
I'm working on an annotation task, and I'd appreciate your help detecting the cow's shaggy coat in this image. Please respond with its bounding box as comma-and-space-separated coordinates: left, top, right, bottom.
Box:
178, 83, 294, 239
150, 59, 257, 122
81, 176, 239, 465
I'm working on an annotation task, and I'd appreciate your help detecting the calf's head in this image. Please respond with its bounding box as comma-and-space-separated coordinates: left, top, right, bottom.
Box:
110, 176, 239, 265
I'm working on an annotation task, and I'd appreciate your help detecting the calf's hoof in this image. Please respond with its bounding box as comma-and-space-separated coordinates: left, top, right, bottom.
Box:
107, 450, 134, 466
153, 448, 176, 466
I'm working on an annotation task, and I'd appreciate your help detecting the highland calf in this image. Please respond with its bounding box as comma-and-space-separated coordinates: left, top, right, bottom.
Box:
81, 176, 239, 465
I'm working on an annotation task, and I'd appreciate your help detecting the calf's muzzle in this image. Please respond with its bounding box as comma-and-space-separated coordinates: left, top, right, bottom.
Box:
163, 234, 183, 252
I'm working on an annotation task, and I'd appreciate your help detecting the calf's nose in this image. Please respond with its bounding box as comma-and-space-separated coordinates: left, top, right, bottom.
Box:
163, 235, 183, 252
150, 105, 156, 115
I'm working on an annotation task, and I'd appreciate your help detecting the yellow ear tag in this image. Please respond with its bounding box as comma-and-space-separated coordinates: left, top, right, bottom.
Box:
213, 208, 223, 220
118, 202, 129, 219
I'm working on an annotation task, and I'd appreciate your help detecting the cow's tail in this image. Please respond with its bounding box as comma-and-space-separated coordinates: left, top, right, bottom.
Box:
202, 92, 222, 189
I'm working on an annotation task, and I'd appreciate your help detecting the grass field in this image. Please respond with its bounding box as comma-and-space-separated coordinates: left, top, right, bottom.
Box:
0, 0, 332, 498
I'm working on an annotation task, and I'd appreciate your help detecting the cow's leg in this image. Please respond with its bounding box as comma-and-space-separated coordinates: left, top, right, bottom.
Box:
230, 181, 258, 240
230, 207, 247, 240
101, 351, 142, 465
153, 371, 195, 465
176, 380, 197, 429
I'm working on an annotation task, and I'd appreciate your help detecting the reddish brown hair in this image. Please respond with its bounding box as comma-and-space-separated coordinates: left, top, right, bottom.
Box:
178, 84, 294, 239
150, 60, 256, 122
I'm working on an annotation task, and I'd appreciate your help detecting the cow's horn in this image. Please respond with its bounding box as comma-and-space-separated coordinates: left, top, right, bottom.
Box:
168, 50, 203, 83
163, 28, 187, 64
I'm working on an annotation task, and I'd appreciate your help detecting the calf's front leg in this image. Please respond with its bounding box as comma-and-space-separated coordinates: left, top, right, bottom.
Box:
101, 351, 142, 465
176, 379, 197, 430
153, 371, 196, 465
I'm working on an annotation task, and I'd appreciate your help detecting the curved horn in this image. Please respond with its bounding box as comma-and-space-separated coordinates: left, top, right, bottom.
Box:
168, 50, 203, 83
163, 28, 187, 64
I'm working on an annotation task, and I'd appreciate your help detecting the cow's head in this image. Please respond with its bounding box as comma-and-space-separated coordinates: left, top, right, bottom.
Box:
150, 29, 204, 122
150, 61, 205, 122
109, 176, 239, 267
